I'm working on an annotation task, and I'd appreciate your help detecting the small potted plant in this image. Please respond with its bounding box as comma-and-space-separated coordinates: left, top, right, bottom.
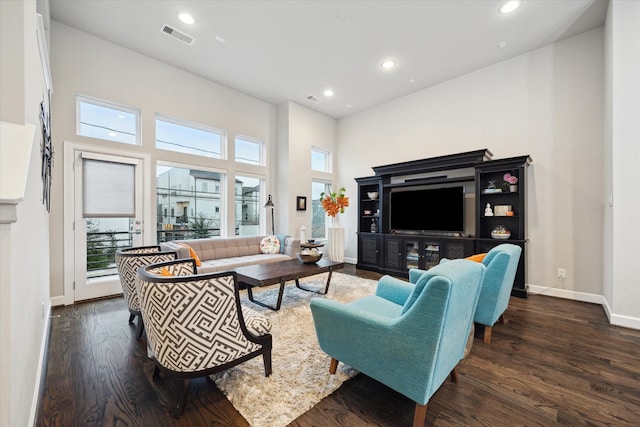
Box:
503, 173, 518, 192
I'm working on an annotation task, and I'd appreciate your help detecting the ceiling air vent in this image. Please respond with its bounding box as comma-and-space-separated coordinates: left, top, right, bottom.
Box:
161, 24, 195, 46
305, 95, 322, 104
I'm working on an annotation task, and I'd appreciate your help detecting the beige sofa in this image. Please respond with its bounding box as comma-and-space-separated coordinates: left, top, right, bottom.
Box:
160, 235, 300, 274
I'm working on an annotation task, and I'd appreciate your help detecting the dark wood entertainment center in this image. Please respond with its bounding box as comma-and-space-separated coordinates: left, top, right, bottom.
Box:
355, 149, 532, 297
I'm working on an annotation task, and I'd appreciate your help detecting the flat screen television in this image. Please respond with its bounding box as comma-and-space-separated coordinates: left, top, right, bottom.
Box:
390, 186, 465, 234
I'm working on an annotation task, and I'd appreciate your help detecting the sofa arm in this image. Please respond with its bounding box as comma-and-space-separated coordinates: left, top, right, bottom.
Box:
283, 237, 300, 257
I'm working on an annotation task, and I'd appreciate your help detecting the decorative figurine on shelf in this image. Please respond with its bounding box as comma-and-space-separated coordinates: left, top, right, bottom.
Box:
487, 180, 497, 189
370, 218, 378, 233
485, 203, 494, 217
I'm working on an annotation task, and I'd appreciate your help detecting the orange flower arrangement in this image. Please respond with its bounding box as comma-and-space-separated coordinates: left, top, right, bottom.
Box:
320, 186, 350, 217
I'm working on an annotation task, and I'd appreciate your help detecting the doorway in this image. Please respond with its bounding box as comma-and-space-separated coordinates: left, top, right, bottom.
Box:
63, 143, 150, 303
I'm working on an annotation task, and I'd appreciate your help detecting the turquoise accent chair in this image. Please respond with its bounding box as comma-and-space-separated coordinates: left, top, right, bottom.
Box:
310, 259, 485, 427
438, 243, 522, 344
472, 243, 522, 344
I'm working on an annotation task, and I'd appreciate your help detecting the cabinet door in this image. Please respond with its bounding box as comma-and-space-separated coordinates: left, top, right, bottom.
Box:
358, 234, 381, 268
405, 240, 421, 270
383, 236, 404, 272
443, 239, 474, 259
422, 241, 441, 270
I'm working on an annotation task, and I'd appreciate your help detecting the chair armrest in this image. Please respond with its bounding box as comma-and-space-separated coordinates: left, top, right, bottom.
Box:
375, 275, 414, 306
408, 268, 429, 284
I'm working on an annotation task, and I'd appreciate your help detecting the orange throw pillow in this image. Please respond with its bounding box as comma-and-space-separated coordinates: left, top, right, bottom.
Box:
178, 243, 202, 266
466, 253, 487, 263
160, 266, 174, 276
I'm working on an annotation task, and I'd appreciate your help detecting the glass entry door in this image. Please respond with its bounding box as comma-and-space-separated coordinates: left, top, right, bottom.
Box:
73, 151, 144, 301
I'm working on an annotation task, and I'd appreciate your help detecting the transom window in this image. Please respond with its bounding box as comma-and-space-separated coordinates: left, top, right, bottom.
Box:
156, 115, 223, 158
235, 136, 263, 165
77, 96, 140, 145
311, 147, 331, 172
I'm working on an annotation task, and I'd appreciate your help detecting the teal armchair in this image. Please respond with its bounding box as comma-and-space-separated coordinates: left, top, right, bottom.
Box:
437, 243, 522, 344
310, 259, 485, 426
472, 243, 522, 344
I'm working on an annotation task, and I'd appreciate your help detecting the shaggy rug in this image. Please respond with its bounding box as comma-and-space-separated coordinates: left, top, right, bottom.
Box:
210, 272, 378, 427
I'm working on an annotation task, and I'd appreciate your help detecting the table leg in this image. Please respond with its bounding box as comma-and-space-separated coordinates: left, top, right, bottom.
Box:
295, 268, 334, 295
247, 279, 286, 311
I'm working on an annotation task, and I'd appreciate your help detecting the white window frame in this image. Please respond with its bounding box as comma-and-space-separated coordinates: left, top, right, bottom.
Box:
156, 160, 228, 240
155, 114, 226, 159
311, 147, 332, 173
234, 134, 265, 166
311, 180, 332, 240
234, 172, 266, 236
76, 95, 141, 145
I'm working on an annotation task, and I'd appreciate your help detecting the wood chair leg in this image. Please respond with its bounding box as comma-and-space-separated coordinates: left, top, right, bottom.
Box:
413, 403, 428, 427
263, 349, 272, 377
329, 358, 338, 374
483, 325, 493, 344
136, 315, 145, 339
172, 378, 190, 418
450, 367, 458, 383
498, 314, 506, 325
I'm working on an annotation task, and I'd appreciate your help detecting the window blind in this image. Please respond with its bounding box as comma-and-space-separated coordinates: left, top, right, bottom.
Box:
83, 158, 135, 217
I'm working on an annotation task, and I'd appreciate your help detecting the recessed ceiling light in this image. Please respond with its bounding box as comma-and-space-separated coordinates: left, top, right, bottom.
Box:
178, 12, 195, 25
381, 60, 396, 70
324, 89, 334, 97
499, 0, 522, 15
215, 36, 226, 44
498, 41, 508, 48
408, 78, 416, 84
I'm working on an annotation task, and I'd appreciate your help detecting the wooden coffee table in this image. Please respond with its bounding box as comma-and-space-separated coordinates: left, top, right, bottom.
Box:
235, 258, 344, 311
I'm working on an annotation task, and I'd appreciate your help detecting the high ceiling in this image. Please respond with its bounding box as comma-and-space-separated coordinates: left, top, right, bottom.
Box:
49, 0, 608, 119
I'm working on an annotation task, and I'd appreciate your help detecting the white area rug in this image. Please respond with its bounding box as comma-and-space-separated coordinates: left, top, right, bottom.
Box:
210, 272, 378, 427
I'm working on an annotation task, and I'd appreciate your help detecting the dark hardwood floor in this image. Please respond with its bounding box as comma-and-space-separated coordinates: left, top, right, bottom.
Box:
38, 265, 640, 426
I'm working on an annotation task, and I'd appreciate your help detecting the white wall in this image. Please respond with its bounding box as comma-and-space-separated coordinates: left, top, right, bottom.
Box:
604, 0, 640, 327
337, 29, 605, 298
0, 1, 52, 425
280, 102, 337, 241
49, 22, 277, 299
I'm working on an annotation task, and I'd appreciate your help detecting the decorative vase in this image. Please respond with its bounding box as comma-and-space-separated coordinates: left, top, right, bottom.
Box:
328, 215, 345, 262
510, 184, 518, 192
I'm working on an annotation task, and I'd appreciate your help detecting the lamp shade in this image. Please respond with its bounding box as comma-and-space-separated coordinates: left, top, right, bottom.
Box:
264, 194, 275, 208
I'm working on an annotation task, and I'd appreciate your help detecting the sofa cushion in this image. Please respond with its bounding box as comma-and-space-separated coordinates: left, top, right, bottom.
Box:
159, 241, 191, 259
198, 253, 292, 273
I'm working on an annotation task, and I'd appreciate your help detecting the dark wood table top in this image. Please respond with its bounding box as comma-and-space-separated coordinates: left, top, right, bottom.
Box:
234, 258, 344, 287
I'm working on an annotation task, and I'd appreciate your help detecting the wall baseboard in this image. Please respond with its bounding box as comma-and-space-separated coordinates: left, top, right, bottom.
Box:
50, 295, 66, 307
527, 284, 640, 330
28, 301, 51, 426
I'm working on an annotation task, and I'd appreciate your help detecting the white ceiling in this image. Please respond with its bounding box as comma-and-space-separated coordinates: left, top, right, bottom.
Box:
49, 0, 608, 119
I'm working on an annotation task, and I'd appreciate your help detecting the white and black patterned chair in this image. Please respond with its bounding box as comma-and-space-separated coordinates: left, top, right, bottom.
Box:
115, 246, 177, 338
136, 258, 273, 418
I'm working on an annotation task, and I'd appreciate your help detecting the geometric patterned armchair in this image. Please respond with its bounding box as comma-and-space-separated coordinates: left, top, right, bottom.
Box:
472, 243, 522, 344
114, 246, 177, 339
310, 259, 485, 427
136, 258, 273, 418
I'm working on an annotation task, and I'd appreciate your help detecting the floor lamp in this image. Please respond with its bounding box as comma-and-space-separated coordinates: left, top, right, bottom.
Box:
264, 194, 275, 235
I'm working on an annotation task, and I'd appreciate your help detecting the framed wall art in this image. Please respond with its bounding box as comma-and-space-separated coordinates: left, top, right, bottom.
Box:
296, 196, 307, 211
